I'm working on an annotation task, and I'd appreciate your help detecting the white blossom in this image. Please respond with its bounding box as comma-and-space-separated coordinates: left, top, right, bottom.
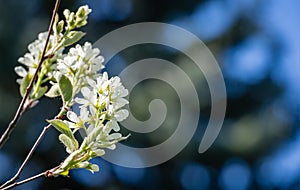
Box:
15, 32, 64, 83
56, 42, 105, 93
65, 107, 89, 130
13, 4, 129, 176
76, 72, 129, 126
58, 72, 129, 158
61, 72, 130, 159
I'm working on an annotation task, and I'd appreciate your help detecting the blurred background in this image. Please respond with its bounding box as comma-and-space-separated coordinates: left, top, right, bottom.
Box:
0, 0, 300, 189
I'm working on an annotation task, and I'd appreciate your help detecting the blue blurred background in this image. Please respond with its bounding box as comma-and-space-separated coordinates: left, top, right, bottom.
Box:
0, 0, 300, 189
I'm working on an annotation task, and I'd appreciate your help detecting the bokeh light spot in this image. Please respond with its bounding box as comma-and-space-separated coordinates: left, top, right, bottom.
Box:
223, 35, 271, 84
219, 159, 251, 190
79, 0, 132, 21
180, 162, 210, 190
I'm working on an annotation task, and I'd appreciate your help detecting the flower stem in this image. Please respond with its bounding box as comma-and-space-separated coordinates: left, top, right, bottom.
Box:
31, 67, 46, 99
0, 0, 61, 149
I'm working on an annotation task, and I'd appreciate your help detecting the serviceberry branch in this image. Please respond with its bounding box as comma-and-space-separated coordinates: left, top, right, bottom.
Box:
0, 0, 61, 149
0, 2, 130, 190
0, 109, 66, 189
0, 166, 61, 190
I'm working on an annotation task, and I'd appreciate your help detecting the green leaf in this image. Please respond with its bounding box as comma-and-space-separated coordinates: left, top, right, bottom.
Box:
59, 134, 78, 153
48, 119, 74, 139
59, 75, 73, 103
45, 83, 60, 98
63, 31, 86, 47
20, 74, 32, 97
34, 86, 48, 100
57, 20, 64, 34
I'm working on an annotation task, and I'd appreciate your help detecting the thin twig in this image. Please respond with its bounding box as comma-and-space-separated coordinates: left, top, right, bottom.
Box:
0, 165, 61, 190
0, 125, 51, 188
0, 0, 61, 149
1, 105, 67, 188
0, 170, 50, 190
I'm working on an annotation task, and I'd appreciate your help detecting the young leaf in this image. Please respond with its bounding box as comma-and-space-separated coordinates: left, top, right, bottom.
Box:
59, 75, 73, 103
45, 83, 60, 98
33, 86, 48, 100
47, 119, 74, 140
63, 31, 86, 47
19, 74, 32, 97
59, 134, 78, 153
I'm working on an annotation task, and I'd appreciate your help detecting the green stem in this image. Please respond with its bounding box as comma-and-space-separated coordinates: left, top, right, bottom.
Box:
31, 69, 45, 99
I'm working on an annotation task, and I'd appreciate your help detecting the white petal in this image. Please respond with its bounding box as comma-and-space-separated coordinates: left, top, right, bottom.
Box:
67, 111, 79, 123
90, 164, 99, 173
14, 66, 27, 77
107, 104, 114, 116
81, 87, 91, 99
102, 72, 108, 81
87, 78, 97, 89
89, 106, 97, 116
111, 120, 120, 131
76, 161, 89, 168
103, 122, 113, 134
75, 97, 89, 105
16, 79, 22, 84
28, 68, 37, 75
114, 98, 129, 110
115, 109, 129, 121
18, 54, 34, 67
64, 121, 77, 129
87, 125, 95, 134
108, 133, 122, 140
80, 107, 89, 121
93, 149, 105, 157
107, 144, 116, 150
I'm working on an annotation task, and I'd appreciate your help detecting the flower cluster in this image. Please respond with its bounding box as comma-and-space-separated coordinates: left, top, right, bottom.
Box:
15, 32, 63, 83
50, 72, 129, 176
15, 32, 64, 99
15, 5, 92, 101
64, 5, 91, 31
56, 42, 104, 94
14, 5, 129, 176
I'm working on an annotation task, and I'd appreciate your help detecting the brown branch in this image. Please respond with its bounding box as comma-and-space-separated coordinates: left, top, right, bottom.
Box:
0, 106, 67, 188
0, 166, 61, 190
0, 0, 61, 149
0, 172, 46, 190
0, 125, 51, 188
